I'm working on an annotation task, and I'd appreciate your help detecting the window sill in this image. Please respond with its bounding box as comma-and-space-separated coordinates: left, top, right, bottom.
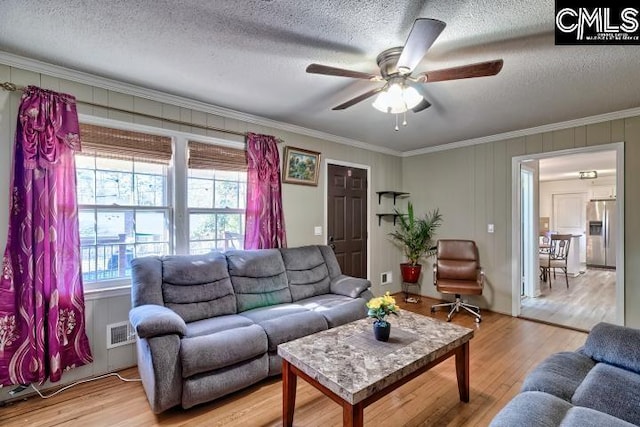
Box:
84, 284, 131, 301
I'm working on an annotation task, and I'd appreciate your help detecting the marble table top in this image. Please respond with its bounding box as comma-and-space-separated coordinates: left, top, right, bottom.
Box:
277, 309, 474, 405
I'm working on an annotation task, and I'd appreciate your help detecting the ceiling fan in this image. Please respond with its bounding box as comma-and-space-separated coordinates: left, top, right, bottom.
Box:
306, 18, 503, 129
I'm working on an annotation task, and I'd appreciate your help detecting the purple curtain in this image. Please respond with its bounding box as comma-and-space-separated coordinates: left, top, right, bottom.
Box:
244, 133, 287, 249
0, 86, 92, 386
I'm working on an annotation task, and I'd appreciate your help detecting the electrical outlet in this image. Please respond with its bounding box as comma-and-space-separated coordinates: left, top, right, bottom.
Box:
8, 384, 29, 396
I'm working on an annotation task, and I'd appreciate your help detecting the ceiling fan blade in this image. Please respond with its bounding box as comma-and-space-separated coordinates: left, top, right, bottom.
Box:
412, 98, 432, 113
396, 18, 446, 74
306, 63, 380, 80
333, 87, 384, 110
406, 81, 431, 113
420, 59, 504, 83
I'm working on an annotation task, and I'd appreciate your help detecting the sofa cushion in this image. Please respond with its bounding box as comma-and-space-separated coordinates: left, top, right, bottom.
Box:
318, 245, 342, 279
582, 322, 640, 375
161, 253, 236, 322
238, 303, 309, 323
297, 294, 367, 328
491, 390, 636, 427
571, 363, 640, 425
251, 310, 328, 352
180, 324, 267, 378
280, 246, 331, 301
521, 351, 596, 401
182, 354, 269, 409
330, 275, 371, 298
131, 256, 165, 307
490, 391, 572, 427
562, 407, 637, 427
226, 249, 292, 312
185, 314, 254, 338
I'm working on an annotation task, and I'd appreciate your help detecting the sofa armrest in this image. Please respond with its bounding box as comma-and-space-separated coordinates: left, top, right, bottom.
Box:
330, 275, 371, 298
129, 304, 187, 339
583, 322, 640, 374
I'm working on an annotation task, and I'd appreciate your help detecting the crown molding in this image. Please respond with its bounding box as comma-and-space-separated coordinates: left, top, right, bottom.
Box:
4, 51, 638, 159
0, 51, 402, 157
402, 106, 640, 157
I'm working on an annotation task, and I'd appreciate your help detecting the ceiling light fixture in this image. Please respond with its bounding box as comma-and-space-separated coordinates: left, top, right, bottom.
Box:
579, 170, 598, 179
372, 77, 422, 131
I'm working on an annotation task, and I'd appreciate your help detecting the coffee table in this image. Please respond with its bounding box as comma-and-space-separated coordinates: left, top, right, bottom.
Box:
277, 309, 474, 427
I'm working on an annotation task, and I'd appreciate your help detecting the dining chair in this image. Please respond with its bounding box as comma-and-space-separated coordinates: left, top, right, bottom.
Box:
538, 234, 571, 288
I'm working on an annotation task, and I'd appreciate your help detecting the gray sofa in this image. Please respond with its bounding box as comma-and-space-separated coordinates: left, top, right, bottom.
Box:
491, 322, 640, 426
129, 245, 372, 413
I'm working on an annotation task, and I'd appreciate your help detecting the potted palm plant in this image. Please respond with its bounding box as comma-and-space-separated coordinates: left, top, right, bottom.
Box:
389, 202, 443, 283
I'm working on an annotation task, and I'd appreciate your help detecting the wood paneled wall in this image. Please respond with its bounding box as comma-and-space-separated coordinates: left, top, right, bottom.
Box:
403, 117, 640, 327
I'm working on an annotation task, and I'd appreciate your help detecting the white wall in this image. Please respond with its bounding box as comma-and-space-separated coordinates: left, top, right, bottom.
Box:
540, 176, 616, 219
0, 64, 403, 400
540, 176, 616, 263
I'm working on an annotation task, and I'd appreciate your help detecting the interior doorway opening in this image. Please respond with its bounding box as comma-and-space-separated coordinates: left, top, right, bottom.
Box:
512, 144, 624, 331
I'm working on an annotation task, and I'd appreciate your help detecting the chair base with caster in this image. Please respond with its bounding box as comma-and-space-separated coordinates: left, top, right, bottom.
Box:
431, 294, 482, 323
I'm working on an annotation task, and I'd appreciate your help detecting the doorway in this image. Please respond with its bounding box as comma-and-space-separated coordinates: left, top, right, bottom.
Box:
326, 162, 369, 279
512, 144, 624, 330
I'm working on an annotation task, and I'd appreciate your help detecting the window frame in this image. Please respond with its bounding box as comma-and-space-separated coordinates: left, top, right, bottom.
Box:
77, 115, 246, 291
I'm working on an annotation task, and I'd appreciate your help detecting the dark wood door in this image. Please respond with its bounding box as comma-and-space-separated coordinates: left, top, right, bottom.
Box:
327, 164, 368, 278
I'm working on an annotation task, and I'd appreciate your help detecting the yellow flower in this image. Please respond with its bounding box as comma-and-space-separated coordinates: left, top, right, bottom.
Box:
367, 297, 382, 309
382, 292, 396, 305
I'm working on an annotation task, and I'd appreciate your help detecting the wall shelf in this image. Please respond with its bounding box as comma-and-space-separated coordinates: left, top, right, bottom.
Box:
376, 191, 409, 205
376, 213, 404, 226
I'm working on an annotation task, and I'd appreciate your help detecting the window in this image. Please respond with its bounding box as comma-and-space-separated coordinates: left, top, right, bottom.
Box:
75, 124, 249, 286
187, 141, 247, 254
77, 124, 172, 284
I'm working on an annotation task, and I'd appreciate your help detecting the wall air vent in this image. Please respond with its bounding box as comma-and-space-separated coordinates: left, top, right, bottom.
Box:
107, 321, 136, 349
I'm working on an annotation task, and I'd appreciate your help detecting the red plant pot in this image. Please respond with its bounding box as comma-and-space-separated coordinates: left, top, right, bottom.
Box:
400, 263, 422, 283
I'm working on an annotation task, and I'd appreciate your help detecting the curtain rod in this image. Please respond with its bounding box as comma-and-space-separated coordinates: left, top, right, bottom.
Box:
0, 81, 278, 140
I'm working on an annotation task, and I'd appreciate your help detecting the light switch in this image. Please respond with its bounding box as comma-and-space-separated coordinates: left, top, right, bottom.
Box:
488, 224, 494, 233
314, 226, 322, 236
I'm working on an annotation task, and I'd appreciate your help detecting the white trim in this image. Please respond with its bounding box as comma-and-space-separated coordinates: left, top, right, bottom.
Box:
84, 284, 131, 301
615, 143, 625, 326
323, 159, 372, 281
1, 51, 401, 157
403, 107, 640, 157
4, 51, 639, 159
511, 143, 625, 326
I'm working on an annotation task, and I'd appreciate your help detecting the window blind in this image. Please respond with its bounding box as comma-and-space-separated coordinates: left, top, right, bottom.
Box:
188, 141, 247, 171
79, 123, 172, 164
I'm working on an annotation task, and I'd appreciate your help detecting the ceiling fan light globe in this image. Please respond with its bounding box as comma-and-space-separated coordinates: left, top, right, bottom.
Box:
403, 85, 422, 110
372, 90, 391, 113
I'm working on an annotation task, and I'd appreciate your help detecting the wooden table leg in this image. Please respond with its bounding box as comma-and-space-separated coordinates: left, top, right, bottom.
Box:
343, 401, 364, 427
455, 341, 470, 402
282, 359, 297, 427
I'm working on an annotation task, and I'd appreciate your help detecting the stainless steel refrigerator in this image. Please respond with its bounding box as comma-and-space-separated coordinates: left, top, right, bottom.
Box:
586, 199, 616, 268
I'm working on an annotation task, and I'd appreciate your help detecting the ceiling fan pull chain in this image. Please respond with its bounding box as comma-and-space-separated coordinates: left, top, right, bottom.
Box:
395, 114, 399, 131
402, 111, 407, 127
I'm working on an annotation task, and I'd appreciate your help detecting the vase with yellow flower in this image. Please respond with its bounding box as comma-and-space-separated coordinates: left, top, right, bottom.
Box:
366, 292, 399, 342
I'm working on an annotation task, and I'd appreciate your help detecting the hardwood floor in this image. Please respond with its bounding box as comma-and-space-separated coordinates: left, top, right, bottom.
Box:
520, 267, 616, 331
0, 298, 587, 427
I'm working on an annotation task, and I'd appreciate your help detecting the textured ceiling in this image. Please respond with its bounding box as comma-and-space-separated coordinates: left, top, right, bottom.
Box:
0, 1, 638, 152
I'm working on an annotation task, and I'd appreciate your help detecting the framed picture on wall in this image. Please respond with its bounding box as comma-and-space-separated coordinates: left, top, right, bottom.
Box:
282, 146, 321, 186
